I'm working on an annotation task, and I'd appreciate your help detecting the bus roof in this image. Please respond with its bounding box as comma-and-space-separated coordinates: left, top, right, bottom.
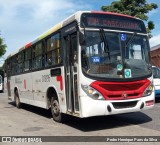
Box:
7, 11, 140, 59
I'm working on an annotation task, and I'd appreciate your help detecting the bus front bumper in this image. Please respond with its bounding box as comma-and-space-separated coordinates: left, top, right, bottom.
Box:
80, 92, 155, 118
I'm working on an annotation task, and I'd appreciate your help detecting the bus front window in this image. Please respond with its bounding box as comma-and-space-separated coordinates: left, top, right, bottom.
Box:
81, 31, 151, 80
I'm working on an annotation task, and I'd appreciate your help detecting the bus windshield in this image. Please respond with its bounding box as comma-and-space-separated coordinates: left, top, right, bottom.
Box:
81, 31, 151, 80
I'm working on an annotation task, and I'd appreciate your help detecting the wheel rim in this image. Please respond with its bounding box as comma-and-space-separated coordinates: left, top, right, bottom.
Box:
52, 100, 60, 117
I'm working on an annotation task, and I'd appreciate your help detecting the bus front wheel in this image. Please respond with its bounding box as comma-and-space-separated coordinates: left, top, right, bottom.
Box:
15, 90, 21, 109
51, 97, 64, 122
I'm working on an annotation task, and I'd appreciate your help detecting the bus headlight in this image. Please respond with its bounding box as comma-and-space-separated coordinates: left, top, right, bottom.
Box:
142, 83, 154, 97
81, 84, 105, 100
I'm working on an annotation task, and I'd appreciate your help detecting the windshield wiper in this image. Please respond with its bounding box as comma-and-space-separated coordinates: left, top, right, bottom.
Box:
99, 29, 111, 61
123, 32, 136, 59
125, 32, 137, 48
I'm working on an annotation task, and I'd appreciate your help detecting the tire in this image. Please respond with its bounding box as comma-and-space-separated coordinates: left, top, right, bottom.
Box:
15, 90, 21, 109
50, 97, 65, 122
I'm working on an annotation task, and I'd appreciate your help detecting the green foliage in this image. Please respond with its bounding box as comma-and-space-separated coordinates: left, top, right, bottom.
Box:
0, 34, 6, 57
101, 0, 158, 38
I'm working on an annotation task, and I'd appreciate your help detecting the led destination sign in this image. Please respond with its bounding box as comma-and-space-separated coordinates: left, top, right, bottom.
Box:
81, 13, 146, 33
87, 17, 141, 31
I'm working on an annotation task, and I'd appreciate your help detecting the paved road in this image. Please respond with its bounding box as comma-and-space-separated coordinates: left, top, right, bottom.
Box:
0, 92, 160, 145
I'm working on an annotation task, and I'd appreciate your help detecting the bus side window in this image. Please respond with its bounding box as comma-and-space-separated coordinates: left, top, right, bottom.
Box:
17, 53, 23, 74
32, 42, 43, 69
15, 55, 18, 74
45, 33, 61, 67
24, 48, 32, 71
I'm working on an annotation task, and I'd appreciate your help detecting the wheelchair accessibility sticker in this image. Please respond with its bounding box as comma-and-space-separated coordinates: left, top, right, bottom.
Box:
121, 34, 126, 41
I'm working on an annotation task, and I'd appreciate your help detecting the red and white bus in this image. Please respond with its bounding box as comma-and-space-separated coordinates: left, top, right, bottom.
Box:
0, 74, 4, 93
4, 11, 154, 122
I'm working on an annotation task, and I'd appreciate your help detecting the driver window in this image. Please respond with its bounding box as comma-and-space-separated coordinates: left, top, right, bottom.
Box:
129, 44, 142, 59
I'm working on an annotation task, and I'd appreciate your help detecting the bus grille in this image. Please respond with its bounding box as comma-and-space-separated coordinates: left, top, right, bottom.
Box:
112, 101, 138, 109
90, 79, 150, 100
108, 93, 140, 99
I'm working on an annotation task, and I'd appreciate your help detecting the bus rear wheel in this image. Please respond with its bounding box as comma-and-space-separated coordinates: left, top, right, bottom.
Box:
51, 97, 64, 122
15, 90, 21, 109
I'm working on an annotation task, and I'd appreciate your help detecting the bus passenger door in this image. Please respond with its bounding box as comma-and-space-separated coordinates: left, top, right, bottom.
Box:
7, 77, 11, 97
6, 63, 11, 98
64, 33, 79, 113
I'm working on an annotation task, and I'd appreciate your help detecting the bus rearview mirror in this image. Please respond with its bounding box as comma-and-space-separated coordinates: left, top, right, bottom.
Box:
79, 32, 86, 46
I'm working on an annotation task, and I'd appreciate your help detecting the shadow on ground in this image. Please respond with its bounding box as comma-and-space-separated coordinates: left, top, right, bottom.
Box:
64, 112, 152, 132
8, 101, 152, 132
8, 101, 52, 118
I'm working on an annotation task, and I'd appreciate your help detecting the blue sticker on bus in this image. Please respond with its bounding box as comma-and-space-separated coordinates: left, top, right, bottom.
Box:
92, 57, 100, 63
121, 34, 126, 41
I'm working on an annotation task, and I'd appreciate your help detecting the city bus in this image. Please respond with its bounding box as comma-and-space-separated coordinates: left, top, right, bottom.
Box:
0, 75, 3, 93
152, 66, 160, 98
4, 11, 154, 122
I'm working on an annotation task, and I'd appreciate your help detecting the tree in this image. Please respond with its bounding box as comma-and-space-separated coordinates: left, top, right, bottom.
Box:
0, 34, 6, 57
101, 0, 158, 38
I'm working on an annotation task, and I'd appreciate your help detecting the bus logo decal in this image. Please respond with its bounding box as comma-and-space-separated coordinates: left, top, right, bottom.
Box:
122, 92, 128, 99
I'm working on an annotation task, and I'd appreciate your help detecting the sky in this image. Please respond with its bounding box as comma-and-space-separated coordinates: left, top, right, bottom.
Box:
0, 0, 160, 65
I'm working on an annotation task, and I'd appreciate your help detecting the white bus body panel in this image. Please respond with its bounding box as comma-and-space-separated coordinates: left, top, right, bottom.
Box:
9, 67, 67, 112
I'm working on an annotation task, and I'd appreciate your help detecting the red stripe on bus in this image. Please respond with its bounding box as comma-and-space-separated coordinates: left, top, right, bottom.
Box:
25, 42, 32, 49
91, 11, 135, 19
56, 76, 63, 91
24, 80, 26, 89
